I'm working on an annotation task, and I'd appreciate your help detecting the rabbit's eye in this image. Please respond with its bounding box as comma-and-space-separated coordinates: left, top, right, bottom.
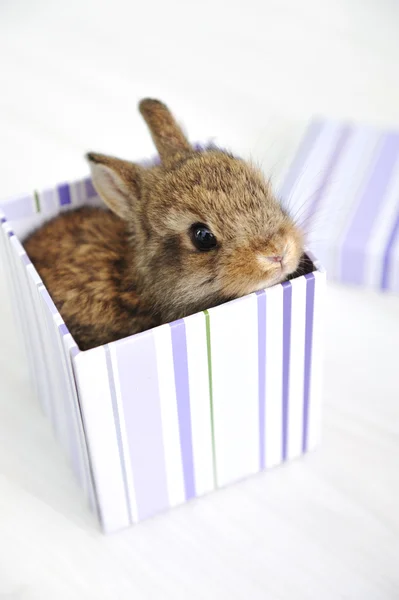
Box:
190, 223, 217, 251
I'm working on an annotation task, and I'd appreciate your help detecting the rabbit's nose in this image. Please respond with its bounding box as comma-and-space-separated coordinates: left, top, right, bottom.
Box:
267, 255, 283, 264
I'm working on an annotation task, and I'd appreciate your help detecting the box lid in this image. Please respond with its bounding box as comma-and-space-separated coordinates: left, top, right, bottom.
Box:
280, 119, 399, 293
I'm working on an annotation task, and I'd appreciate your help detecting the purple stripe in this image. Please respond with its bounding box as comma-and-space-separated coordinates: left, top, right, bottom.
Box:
8, 231, 14, 237
84, 178, 97, 198
256, 290, 266, 470
302, 273, 315, 453
70, 346, 80, 358
58, 323, 69, 336
381, 207, 399, 289
281, 281, 292, 461
170, 320, 196, 500
280, 120, 323, 202
22, 253, 30, 265
302, 124, 352, 227
104, 345, 133, 523
114, 331, 169, 521
341, 132, 399, 284
58, 183, 71, 206
0, 217, 5, 223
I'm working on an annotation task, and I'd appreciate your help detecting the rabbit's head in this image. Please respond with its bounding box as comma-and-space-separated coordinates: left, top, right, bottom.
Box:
87, 99, 303, 323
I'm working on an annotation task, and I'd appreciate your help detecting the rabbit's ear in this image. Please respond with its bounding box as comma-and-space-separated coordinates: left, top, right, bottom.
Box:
86, 153, 143, 221
139, 98, 191, 165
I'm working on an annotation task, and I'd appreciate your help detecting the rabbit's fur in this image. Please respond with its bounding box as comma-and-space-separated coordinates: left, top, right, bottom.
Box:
24, 99, 303, 351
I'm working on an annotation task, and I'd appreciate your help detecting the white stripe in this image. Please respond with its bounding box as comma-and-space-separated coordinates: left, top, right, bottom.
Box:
13, 241, 41, 401
364, 156, 399, 288
26, 265, 54, 421
287, 276, 307, 460
39, 186, 57, 215
72, 347, 130, 532
14, 214, 45, 240
35, 279, 71, 452
61, 334, 92, 503
74, 179, 85, 204
37, 286, 88, 494
0, 225, 36, 393
264, 284, 284, 469
69, 180, 80, 206
36, 286, 71, 456
9, 235, 53, 400
285, 121, 345, 227
307, 271, 326, 451
210, 294, 259, 487
9, 238, 48, 413
185, 312, 215, 496
153, 324, 185, 508
108, 343, 138, 523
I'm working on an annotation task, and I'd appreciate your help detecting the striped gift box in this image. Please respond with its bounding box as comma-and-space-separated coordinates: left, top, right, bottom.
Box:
280, 119, 399, 292
0, 175, 325, 533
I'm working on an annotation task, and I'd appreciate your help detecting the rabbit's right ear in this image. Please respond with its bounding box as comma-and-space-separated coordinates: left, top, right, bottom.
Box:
139, 98, 192, 166
86, 153, 143, 221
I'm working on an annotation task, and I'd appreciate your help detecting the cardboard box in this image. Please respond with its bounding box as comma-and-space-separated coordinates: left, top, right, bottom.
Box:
0, 175, 325, 533
280, 119, 399, 292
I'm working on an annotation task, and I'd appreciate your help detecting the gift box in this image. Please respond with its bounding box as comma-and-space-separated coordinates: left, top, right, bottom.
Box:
0, 174, 325, 533
279, 119, 399, 292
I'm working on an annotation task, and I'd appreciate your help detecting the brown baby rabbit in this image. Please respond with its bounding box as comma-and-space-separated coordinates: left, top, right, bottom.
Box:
24, 99, 303, 351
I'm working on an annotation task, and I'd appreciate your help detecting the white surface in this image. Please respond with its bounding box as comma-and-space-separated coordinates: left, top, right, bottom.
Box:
1, 0, 399, 598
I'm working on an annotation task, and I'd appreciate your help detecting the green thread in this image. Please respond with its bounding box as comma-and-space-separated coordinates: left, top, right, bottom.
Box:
33, 190, 40, 213
204, 309, 217, 487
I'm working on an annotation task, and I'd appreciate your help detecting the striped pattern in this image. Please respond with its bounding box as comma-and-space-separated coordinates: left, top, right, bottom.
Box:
280, 119, 399, 292
0, 213, 95, 515
0, 174, 325, 533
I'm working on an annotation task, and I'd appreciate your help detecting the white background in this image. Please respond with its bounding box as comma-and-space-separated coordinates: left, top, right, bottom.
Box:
1, 0, 399, 598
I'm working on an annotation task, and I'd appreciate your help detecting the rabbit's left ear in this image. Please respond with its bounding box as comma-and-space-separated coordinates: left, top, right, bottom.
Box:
86, 152, 144, 221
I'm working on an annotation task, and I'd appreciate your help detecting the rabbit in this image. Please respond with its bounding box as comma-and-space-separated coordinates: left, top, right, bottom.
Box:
24, 99, 304, 351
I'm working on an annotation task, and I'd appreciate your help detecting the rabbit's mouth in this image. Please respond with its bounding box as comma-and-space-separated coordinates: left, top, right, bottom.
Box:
252, 273, 287, 293
249, 257, 302, 293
